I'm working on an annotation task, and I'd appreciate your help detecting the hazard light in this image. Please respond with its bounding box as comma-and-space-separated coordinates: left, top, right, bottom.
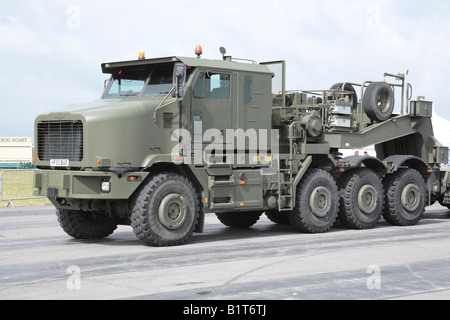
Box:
195, 45, 202, 58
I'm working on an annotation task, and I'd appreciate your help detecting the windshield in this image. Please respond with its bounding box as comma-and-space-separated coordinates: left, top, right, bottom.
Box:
105, 78, 146, 98
103, 63, 176, 99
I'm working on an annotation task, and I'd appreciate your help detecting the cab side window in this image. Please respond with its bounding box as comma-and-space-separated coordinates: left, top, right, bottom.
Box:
194, 72, 230, 100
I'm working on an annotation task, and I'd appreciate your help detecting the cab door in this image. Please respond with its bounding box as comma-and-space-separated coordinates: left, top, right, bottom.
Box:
190, 70, 235, 210
191, 70, 233, 151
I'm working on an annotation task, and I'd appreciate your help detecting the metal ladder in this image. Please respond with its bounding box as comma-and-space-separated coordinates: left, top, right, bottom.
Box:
277, 122, 303, 211
277, 156, 294, 211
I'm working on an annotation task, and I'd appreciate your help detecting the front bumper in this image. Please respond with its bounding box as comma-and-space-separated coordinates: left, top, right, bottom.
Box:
34, 169, 149, 201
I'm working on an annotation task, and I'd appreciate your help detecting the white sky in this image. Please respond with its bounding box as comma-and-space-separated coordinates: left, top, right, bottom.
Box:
1, 0, 450, 140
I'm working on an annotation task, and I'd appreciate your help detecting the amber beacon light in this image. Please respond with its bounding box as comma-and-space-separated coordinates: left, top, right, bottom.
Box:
195, 45, 202, 58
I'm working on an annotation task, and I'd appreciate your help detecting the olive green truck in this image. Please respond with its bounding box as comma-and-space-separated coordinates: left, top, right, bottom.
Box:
34, 47, 450, 246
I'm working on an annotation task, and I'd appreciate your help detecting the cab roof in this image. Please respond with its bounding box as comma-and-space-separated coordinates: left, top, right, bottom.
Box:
101, 56, 272, 75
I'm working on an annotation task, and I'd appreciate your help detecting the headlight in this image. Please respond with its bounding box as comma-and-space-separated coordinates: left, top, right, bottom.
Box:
101, 181, 111, 193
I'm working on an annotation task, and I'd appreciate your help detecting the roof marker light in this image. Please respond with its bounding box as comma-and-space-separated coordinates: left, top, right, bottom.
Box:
195, 45, 202, 58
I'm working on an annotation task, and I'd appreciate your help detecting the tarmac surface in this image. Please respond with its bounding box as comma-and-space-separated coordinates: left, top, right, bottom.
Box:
1, 203, 450, 301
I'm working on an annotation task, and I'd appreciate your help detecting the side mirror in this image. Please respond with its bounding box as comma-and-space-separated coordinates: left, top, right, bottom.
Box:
173, 63, 186, 97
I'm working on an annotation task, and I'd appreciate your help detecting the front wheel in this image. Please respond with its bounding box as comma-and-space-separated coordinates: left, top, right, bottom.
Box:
383, 169, 426, 226
130, 172, 200, 246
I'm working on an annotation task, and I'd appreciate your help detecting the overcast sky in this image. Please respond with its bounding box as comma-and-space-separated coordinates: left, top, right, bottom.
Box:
1, 0, 450, 140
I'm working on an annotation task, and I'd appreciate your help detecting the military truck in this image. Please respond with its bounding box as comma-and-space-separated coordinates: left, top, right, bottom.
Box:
34, 46, 450, 246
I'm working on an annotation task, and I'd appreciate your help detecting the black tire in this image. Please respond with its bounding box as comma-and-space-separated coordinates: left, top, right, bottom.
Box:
265, 210, 290, 225
383, 169, 426, 226
288, 169, 339, 233
56, 209, 119, 239
338, 168, 384, 229
363, 82, 395, 122
331, 83, 358, 108
216, 211, 262, 228
130, 172, 200, 246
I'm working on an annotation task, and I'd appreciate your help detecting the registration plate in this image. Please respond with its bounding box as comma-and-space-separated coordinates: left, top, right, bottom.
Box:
50, 159, 70, 167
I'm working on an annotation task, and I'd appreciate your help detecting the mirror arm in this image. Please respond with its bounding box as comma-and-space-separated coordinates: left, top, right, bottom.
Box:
153, 84, 177, 122
175, 75, 180, 97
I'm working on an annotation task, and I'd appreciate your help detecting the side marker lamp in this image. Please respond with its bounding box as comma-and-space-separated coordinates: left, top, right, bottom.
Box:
127, 175, 142, 182
172, 155, 183, 164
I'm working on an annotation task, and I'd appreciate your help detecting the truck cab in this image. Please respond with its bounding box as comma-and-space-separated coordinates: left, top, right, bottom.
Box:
34, 51, 276, 246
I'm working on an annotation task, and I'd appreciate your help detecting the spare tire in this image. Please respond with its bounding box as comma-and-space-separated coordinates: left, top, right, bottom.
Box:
363, 82, 395, 122
330, 83, 358, 108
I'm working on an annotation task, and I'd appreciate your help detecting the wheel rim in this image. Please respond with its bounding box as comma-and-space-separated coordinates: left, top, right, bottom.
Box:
309, 186, 332, 218
376, 88, 391, 113
401, 184, 421, 212
358, 184, 378, 215
158, 193, 187, 230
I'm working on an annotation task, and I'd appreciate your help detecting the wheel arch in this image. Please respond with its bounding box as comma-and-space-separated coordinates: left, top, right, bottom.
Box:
345, 155, 387, 176
384, 155, 430, 177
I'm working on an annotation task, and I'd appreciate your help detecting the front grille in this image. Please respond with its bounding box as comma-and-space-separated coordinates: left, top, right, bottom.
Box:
37, 121, 84, 161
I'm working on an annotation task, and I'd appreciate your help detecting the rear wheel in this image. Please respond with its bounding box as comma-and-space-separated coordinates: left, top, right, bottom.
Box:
265, 210, 290, 225
130, 172, 200, 246
216, 212, 262, 228
288, 169, 339, 233
383, 169, 426, 226
56, 209, 119, 239
338, 168, 384, 229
